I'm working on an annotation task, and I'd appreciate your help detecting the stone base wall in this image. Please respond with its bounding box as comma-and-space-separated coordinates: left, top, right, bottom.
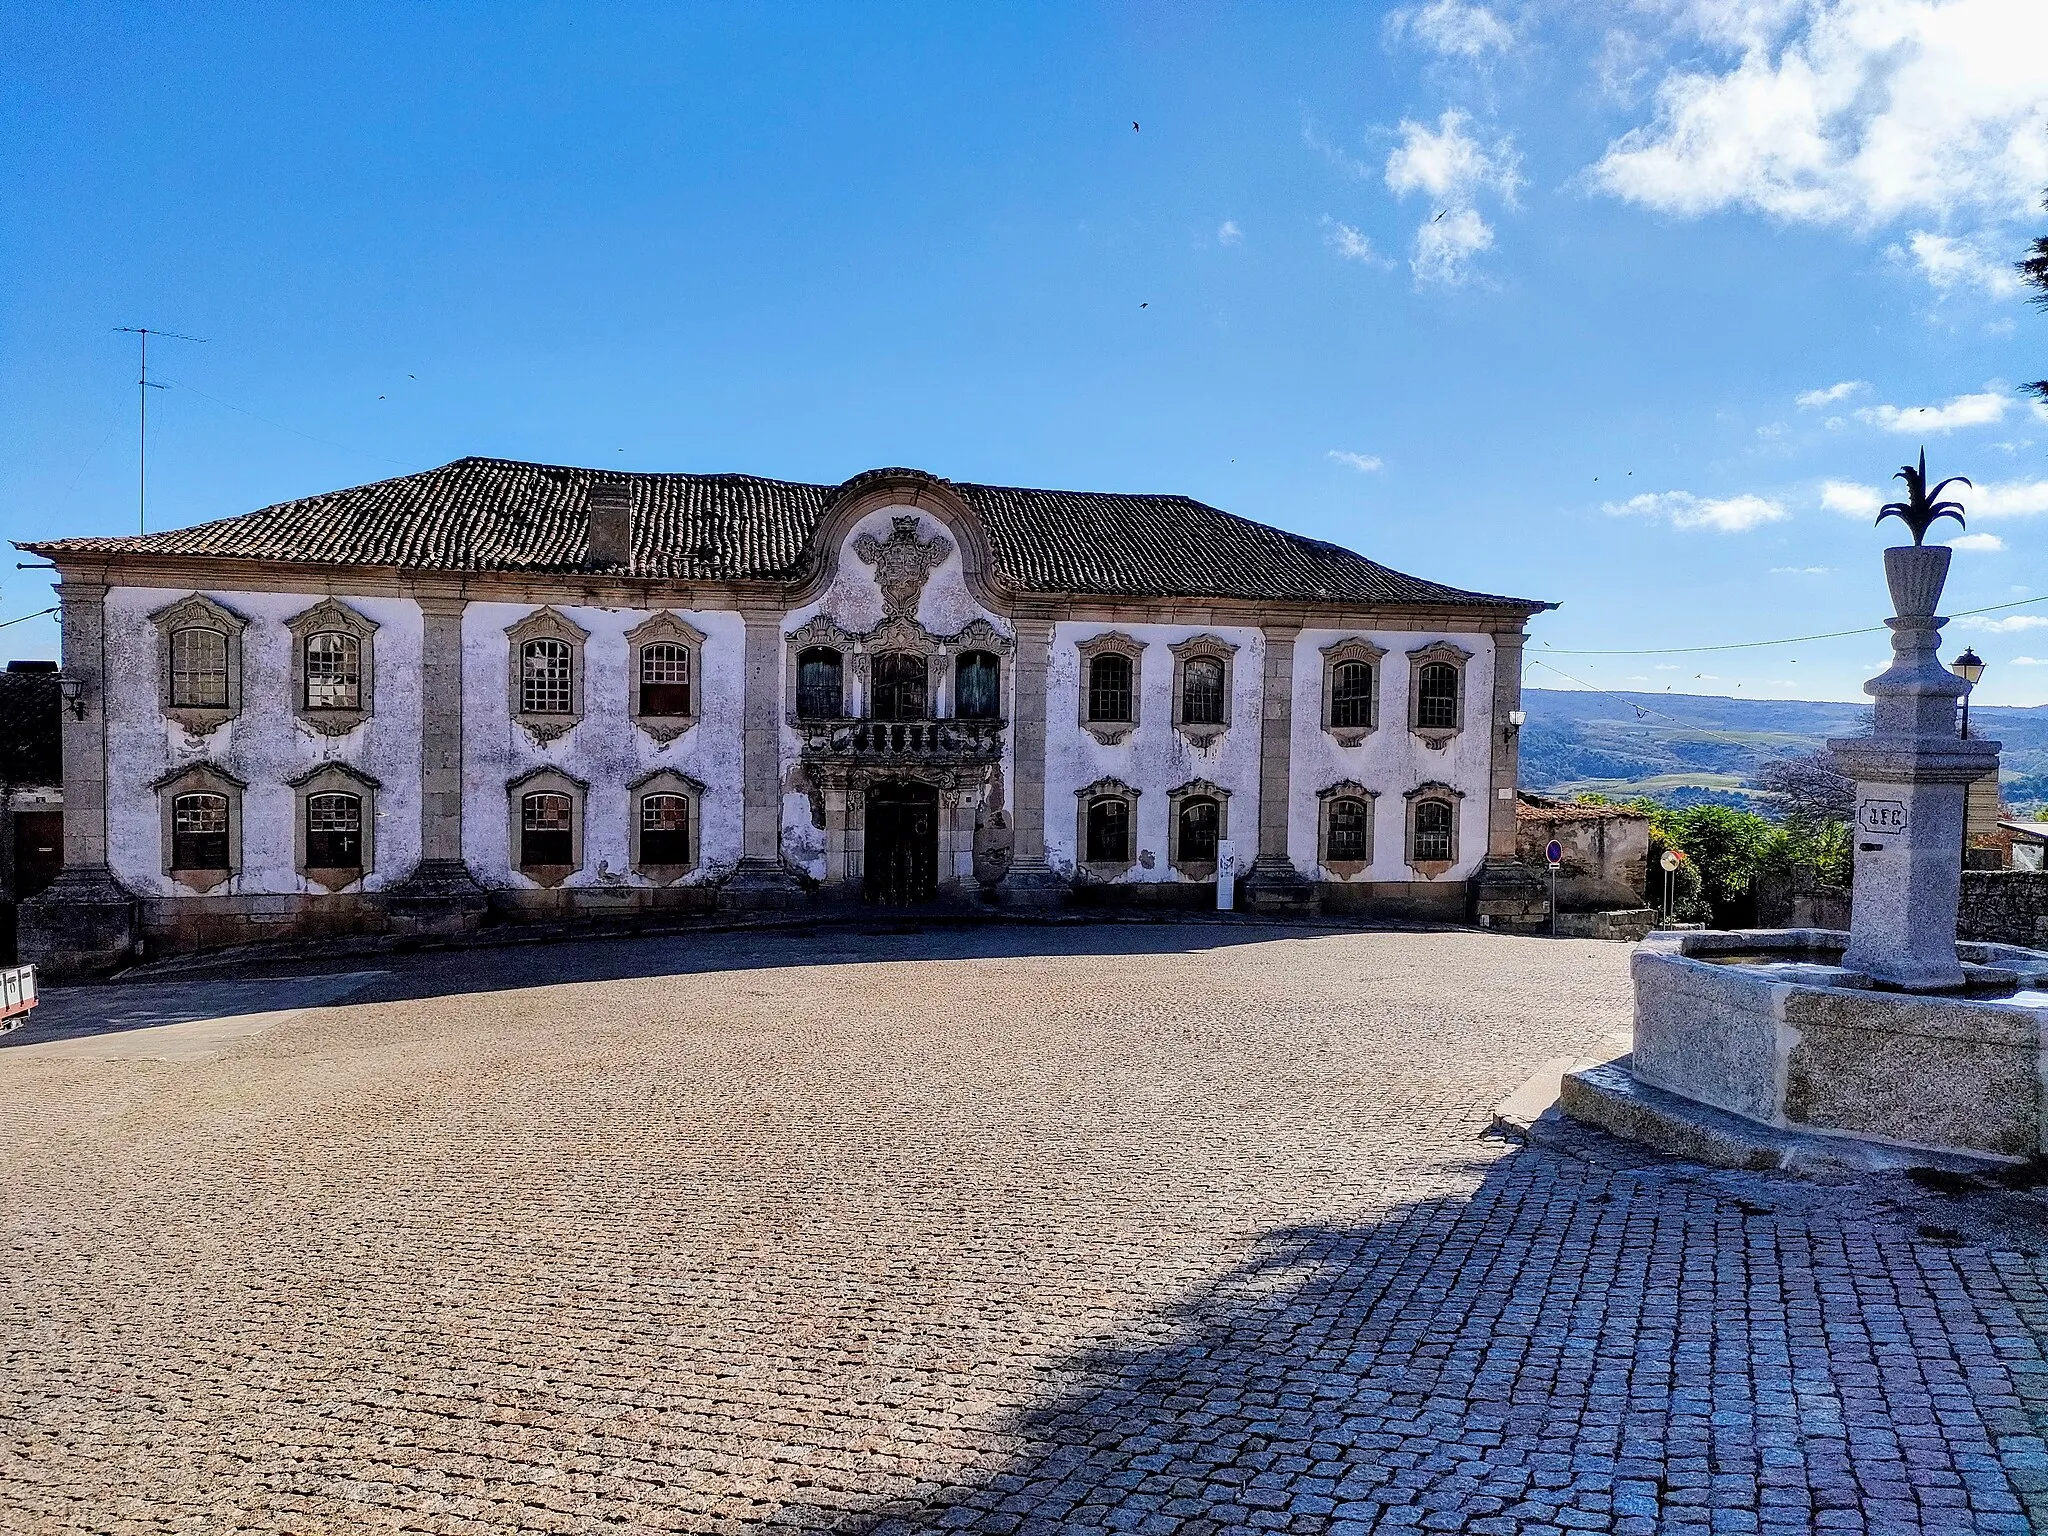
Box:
1958, 871, 2048, 948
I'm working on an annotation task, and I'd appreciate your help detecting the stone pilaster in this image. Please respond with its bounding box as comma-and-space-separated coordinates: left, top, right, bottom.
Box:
1470, 626, 1546, 931
385, 596, 486, 932
994, 611, 1064, 904
19, 575, 139, 974
1243, 623, 1312, 913
721, 602, 806, 907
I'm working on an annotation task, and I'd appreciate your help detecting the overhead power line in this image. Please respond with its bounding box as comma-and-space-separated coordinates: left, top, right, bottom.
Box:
1535, 591, 2048, 656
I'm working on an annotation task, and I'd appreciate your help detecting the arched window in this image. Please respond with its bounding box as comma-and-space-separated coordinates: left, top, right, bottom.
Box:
1086, 796, 1130, 864
1416, 662, 1459, 731
871, 653, 927, 720
955, 651, 1000, 720
1088, 653, 1132, 724
1180, 657, 1225, 726
521, 637, 574, 715
1328, 797, 1371, 862
171, 793, 230, 870
640, 793, 691, 866
304, 632, 361, 712
306, 792, 363, 870
521, 792, 574, 868
1177, 796, 1220, 865
796, 647, 843, 719
1331, 661, 1375, 730
639, 642, 691, 717
170, 628, 229, 709
1412, 799, 1454, 863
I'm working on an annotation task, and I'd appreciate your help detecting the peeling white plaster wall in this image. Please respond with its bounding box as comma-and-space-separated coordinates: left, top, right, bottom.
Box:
102, 587, 424, 896
1289, 628, 1497, 883
1043, 621, 1267, 881
461, 603, 746, 887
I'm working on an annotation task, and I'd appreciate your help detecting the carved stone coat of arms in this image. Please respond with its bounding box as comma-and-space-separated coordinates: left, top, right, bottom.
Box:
854, 516, 951, 619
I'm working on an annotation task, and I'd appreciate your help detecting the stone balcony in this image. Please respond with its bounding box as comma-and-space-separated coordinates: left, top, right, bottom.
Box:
795, 717, 1005, 764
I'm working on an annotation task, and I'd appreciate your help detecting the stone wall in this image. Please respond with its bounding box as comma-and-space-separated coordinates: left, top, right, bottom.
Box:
1957, 870, 2048, 948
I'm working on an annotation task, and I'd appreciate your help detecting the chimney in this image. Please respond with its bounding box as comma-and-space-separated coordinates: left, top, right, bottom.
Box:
586, 480, 631, 567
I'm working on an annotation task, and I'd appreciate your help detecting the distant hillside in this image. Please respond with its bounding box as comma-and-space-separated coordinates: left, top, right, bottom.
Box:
1521, 689, 2048, 810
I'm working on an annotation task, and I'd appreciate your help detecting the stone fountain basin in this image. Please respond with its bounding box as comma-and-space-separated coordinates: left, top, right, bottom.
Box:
1609, 928, 2048, 1162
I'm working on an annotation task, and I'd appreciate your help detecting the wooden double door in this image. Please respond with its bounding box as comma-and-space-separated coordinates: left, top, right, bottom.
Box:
864, 780, 938, 905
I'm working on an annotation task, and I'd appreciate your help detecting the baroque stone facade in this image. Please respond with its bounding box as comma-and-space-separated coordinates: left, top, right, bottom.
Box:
16, 459, 1550, 970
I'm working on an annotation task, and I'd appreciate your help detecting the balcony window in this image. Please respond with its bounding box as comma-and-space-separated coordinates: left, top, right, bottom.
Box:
871, 652, 927, 721
955, 651, 1000, 720
797, 647, 844, 719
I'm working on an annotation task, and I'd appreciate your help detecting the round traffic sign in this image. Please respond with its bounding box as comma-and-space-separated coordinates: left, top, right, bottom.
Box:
1545, 839, 1563, 868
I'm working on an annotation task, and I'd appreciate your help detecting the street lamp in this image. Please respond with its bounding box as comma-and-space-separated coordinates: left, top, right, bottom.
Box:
1506, 708, 1527, 735
1951, 646, 1985, 738
56, 673, 85, 721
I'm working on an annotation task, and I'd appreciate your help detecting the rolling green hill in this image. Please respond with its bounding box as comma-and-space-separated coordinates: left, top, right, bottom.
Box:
1521, 689, 2048, 810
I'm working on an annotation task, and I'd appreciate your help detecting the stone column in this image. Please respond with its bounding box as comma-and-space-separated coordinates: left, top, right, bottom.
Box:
1469, 625, 1547, 931
722, 602, 805, 907
820, 778, 849, 888
1243, 623, 1312, 912
996, 610, 1064, 904
386, 595, 486, 932
20, 573, 139, 974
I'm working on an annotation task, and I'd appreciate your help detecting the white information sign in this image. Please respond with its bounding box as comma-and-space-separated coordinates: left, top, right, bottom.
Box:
1216, 839, 1237, 911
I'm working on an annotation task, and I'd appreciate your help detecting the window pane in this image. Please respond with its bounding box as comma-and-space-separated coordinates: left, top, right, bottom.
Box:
171, 792, 229, 870
796, 648, 843, 719
1178, 798, 1219, 864
955, 652, 1000, 720
640, 643, 692, 716
1331, 661, 1374, 729
521, 638, 574, 715
1417, 663, 1459, 730
1328, 797, 1370, 862
1086, 798, 1129, 863
1087, 653, 1132, 723
1181, 657, 1224, 725
521, 792, 575, 867
1413, 800, 1454, 862
640, 792, 691, 865
170, 628, 228, 709
306, 791, 363, 869
871, 653, 927, 721
305, 631, 360, 711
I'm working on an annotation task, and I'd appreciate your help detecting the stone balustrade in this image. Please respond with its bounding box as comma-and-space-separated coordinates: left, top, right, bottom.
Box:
795, 717, 1004, 762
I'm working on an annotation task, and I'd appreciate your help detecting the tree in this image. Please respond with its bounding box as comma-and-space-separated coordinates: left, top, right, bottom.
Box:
2025, 189, 2048, 405
1755, 749, 1856, 829
1655, 804, 1777, 924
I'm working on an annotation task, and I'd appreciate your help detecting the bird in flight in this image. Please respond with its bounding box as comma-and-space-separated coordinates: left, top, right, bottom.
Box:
1140, 302, 1148, 308
1432, 209, 1448, 222
1132, 121, 1139, 132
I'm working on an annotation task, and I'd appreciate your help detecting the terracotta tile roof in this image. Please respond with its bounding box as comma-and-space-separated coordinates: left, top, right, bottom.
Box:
1517, 792, 1650, 823
0, 666, 62, 786
20, 458, 1544, 611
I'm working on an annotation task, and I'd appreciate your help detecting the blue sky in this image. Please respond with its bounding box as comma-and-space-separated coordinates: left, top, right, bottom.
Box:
5, 1, 2046, 703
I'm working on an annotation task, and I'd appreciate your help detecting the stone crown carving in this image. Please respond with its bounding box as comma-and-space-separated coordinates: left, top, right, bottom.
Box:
854, 516, 951, 619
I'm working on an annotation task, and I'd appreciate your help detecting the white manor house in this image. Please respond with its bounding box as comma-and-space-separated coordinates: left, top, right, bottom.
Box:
19, 459, 1551, 970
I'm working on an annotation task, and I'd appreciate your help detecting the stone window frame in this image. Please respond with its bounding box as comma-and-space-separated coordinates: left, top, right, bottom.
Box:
1407, 641, 1472, 749
1169, 635, 1237, 748
1075, 631, 1144, 746
1317, 781, 1377, 880
1320, 638, 1386, 748
941, 616, 1015, 721
286, 597, 377, 738
1404, 781, 1464, 878
786, 615, 861, 722
853, 614, 940, 720
153, 760, 246, 893
1074, 777, 1140, 878
507, 765, 588, 888
626, 611, 706, 745
1165, 778, 1232, 880
151, 593, 248, 736
506, 608, 590, 744
629, 768, 705, 886
288, 760, 380, 892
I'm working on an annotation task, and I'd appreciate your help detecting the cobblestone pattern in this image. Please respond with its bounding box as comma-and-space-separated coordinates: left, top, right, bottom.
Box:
2, 924, 2045, 1534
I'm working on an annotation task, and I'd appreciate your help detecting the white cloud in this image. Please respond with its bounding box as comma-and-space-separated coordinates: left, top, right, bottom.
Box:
1948, 532, 2005, 552
1217, 220, 1243, 246
1383, 110, 1520, 286
1821, 479, 1882, 517
1797, 380, 1864, 408
1857, 389, 2011, 433
2012, 656, 2048, 666
2034, 402, 2048, 425
1893, 231, 2024, 297
1961, 614, 2048, 632
1322, 218, 1391, 267
1390, 0, 1515, 57
1607, 489, 1789, 532
1328, 450, 1384, 472
1587, 0, 2048, 291
1771, 565, 1833, 574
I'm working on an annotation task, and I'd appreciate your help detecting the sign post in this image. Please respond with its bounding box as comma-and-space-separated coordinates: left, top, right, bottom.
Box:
1659, 848, 1682, 923
1545, 839, 1562, 937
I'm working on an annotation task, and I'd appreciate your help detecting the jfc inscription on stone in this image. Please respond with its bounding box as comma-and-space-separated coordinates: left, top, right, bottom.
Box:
1857, 798, 1909, 836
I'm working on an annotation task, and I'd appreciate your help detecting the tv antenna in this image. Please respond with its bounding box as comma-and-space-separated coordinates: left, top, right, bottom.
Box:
113, 326, 206, 533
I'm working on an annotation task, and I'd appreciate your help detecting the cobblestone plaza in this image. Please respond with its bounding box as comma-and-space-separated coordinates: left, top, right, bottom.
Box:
4, 925, 2047, 1534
